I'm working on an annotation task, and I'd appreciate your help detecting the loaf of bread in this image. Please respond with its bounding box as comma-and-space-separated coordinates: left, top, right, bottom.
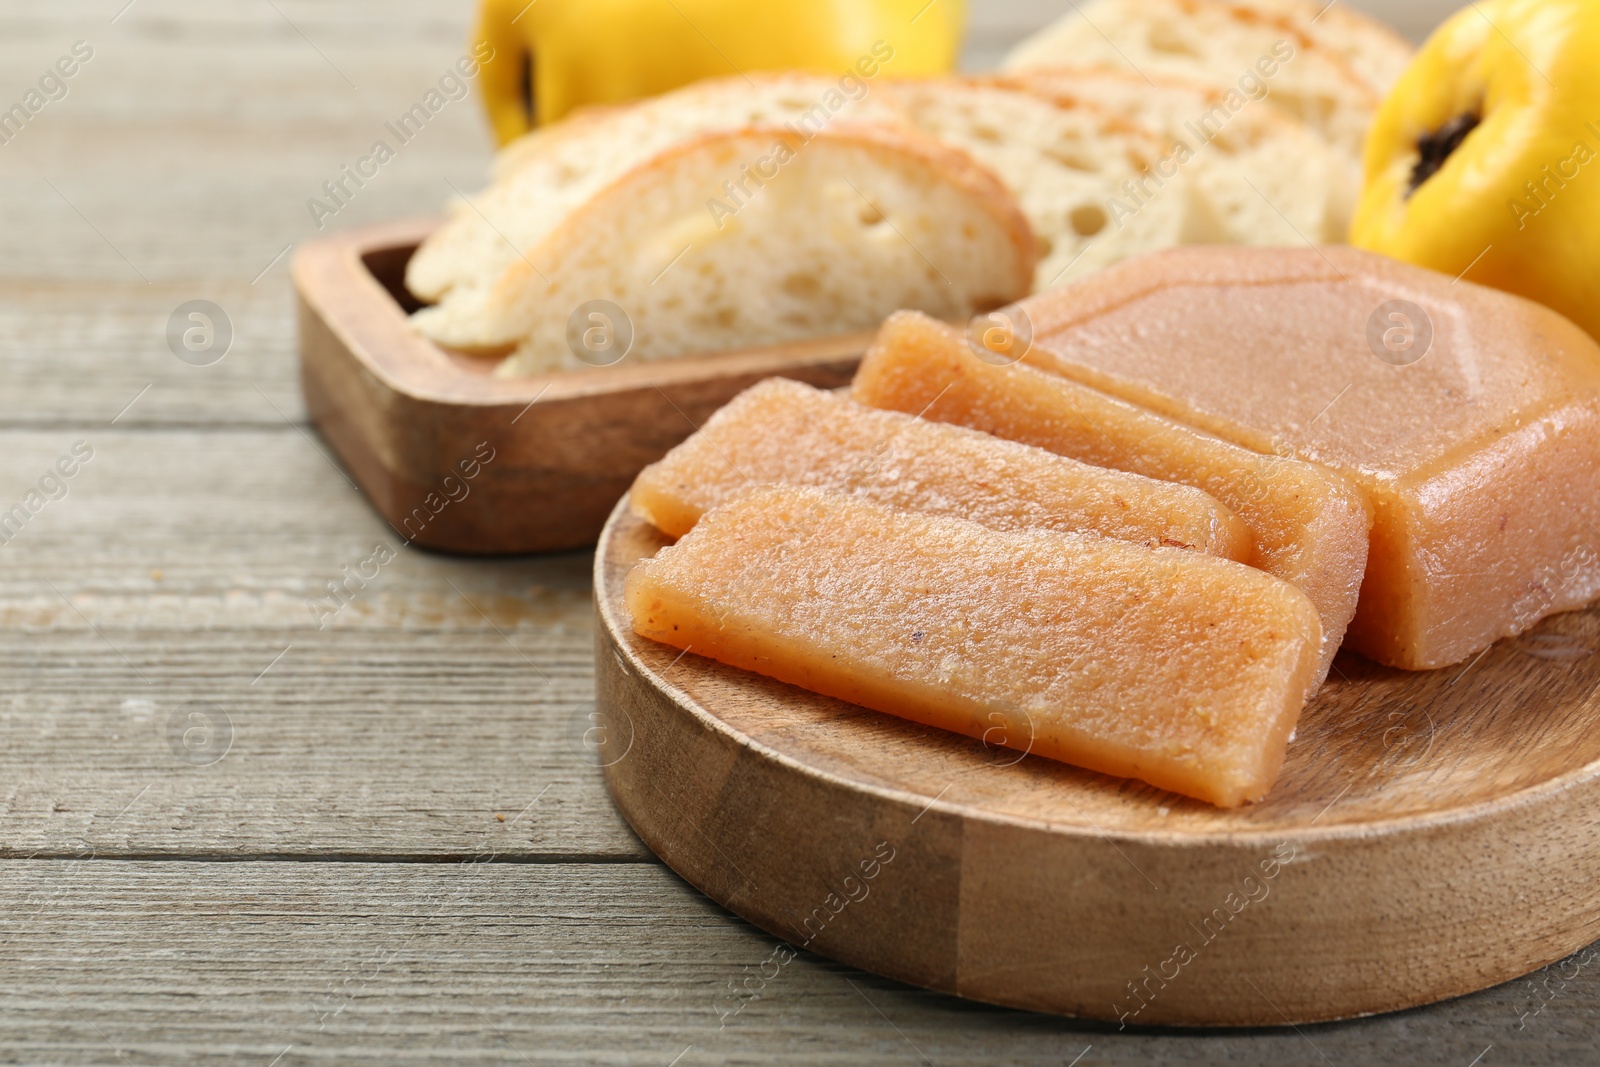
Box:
407, 74, 911, 308
1009, 68, 1353, 243
405, 1, 1409, 374
884, 79, 1187, 292
1236, 0, 1413, 98
1002, 0, 1411, 164
413, 122, 1037, 374
409, 69, 1234, 373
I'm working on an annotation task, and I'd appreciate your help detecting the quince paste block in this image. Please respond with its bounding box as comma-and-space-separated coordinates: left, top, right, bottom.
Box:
1015, 246, 1600, 670
631, 377, 1252, 559
851, 312, 1370, 687
626, 485, 1323, 808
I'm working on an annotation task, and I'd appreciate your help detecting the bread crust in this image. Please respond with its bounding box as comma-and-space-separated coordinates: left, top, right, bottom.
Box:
489, 72, 915, 183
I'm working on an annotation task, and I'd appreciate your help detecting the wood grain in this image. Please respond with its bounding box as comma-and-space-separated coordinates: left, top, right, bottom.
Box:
1, 859, 1594, 1067
0, 0, 497, 429
3, 0, 1597, 1060
596, 502, 1600, 1026
0, 427, 642, 859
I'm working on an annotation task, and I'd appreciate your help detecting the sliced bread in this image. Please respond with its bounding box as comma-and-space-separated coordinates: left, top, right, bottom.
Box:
1001, 0, 1391, 163
884, 78, 1191, 292
1236, 0, 1413, 97
406, 74, 912, 306
1010, 68, 1354, 243
411, 124, 1036, 374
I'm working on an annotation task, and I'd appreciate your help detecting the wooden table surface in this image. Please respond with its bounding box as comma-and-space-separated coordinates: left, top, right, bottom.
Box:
1, 1, 1596, 1064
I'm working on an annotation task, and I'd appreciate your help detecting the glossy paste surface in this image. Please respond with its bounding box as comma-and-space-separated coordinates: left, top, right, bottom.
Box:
1014, 246, 1600, 668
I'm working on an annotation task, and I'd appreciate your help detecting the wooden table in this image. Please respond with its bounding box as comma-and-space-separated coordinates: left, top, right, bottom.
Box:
2, 2, 1596, 1063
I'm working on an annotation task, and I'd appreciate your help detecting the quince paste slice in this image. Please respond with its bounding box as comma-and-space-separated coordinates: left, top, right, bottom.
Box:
627, 485, 1322, 807
631, 377, 1252, 559
852, 311, 1370, 686
1015, 246, 1600, 669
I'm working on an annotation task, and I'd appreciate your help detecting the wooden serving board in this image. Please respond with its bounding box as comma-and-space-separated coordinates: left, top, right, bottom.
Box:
594, 500, 1600, 1027
293, 219, 869, 554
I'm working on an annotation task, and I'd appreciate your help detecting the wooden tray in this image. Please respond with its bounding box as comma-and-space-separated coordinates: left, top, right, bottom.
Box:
593, 500, 1600, 1027
293, 219, 869, 554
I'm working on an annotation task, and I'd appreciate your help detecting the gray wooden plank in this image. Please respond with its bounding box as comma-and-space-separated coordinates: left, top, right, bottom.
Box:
4, 0, 1594, 1061
0, 627, 645, 860
1, 859, 1594, 1066
0, 428, 594, 622
0, 0, 492, 428
0, 428, 643, 859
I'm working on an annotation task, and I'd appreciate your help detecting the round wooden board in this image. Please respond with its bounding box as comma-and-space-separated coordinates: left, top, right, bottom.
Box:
593, 500, 1600, 1027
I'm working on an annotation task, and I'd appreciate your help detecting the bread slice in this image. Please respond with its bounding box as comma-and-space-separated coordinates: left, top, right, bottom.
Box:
1236, 0, 1413, 98
884, 78, 1192, 292
406, 74, 912, 306
411, 124, 1036, 373
1010, 68, 1354, 243
1000, 0, 1389, 163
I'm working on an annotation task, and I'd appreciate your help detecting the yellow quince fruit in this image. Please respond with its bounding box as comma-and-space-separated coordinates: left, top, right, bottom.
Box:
473, 0, 967, 143
1351, 0, 1600, 340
